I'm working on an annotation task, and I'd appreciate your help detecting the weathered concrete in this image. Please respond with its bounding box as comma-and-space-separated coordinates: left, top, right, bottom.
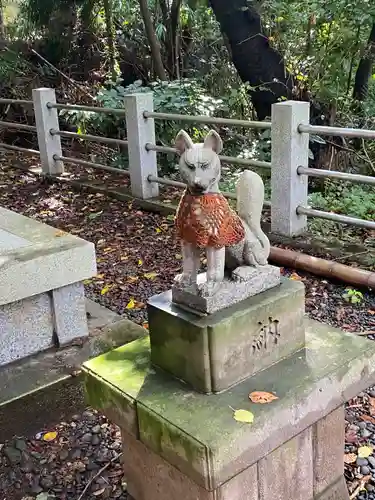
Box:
148, 278, 305, 393
52, 282, 89, 346
0, 301, 146, 440
124, 93, 159, 200
0, 207, 97, 364
84, 319, 374, 495
271, 100, 310, 236
121, 428, 259, 500
0, 207, 96, 306
0, 292, 54, 365
32, 87, 64, 175
172, 266, 280, 315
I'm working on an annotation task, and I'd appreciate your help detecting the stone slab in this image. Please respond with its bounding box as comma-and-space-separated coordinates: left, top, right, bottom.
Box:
0, 292, 54, 366
0, 207, 96, 306
52, 282, 89, 345
121, 428, 259, 500
313, 406, 345, 496
0, 229, 31, 251
258, 427, 313, 500
315, 476, 349, 500
83, 319, 375, 490
148, 278, 305, 393
172, 266, 280, 315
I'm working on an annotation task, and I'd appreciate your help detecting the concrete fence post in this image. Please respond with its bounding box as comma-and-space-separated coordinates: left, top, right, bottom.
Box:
271, 101, 310, 236
124, 93, 159, 199
32, 88, 64, 175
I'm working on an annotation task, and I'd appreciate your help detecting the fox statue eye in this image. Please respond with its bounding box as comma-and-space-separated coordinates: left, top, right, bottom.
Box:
185, 161, 196, 171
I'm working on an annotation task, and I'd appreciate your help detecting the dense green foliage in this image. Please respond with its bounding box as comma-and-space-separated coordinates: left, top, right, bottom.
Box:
0, 0, 374, 240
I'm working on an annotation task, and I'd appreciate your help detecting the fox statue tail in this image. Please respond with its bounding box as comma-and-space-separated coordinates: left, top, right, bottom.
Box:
236, 170, 270, 261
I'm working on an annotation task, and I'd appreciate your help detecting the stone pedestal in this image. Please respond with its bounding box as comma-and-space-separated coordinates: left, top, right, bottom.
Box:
172, 266, 281, 315
149, 278, 305, 393
0, 207, 96, 365
84, 320, 375, 500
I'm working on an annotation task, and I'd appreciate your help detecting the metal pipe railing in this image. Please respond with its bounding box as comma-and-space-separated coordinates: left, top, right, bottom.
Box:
297, 206, 375, 230
0, 143, 40, 155
0, 99, 33, 105
54, 155, 130, 176
0, 121, 36, 131
147, 175, 271, 207
299, 123, 375, 140
297, 166, 375, 186
50, 129, 128, 148
47, 102, 127, 116
145, 143, 272, 170
144, 111, 271, 129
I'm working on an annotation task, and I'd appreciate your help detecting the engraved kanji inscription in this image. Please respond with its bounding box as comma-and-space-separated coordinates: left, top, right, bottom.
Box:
252, 317, 280, 353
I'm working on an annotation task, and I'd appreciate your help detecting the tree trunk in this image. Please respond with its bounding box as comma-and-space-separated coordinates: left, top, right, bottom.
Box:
103, 0, 117, 80
0, 0, 5, 40
139, 0, 168, 81
169, 0, 183, 78
353, 22, 375, 101
209, 0, 294, 120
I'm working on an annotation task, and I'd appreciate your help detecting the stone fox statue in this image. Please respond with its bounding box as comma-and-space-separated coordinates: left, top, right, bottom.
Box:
174, 129, 270, 297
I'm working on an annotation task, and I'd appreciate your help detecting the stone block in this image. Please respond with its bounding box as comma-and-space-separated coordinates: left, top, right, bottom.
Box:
172, 266, 280, 315
52, 282, 89, 345
0, 292, 54, 366
148, 278, 305, 393
258, 428, 313, 500
121, 428, 259, 500
315, 476, 349, 500
0, 207, 96, 306
83, 318, 375, 490
313, 406, 345, 496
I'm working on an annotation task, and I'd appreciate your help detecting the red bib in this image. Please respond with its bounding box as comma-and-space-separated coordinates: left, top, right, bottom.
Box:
175, 191, 245, 249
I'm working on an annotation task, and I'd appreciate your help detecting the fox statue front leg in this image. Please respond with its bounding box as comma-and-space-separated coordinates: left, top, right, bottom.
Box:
174, 241, 200, 293
199, 247, 225, 297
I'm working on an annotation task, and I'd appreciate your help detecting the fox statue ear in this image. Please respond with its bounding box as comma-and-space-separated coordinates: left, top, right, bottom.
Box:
203, 130, 223, 154
175, 130, 194, 155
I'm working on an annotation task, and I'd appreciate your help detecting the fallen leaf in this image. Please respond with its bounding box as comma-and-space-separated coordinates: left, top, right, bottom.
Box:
143, 322, 149, 330
233, 409, 254, 424
138, 259, 143, 266
358, 446, 373, 458
361, 415, 375, 424
126, 298, 136, 309
175, 253, 182, 260
93, 487, 106, 496
100, 285, 111, 295
155, 228, 162, 234
127, 276, 139, 283
36, 493, 50, 500
144, 272, 158, 280
369, 397, 375, 416
249, 391, 279, 404
95, 274, 105, 279
54, 230, 65, 237
289, 272, 302, 281
345, 429, 359, 443
349, 475, 372, 499
344, 453, 357, 464
368, 310, 375, 315
43, 431, 57, 442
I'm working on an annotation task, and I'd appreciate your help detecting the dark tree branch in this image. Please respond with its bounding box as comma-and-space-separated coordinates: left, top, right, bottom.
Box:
139, 0, 168, 80
353, 21, 375, 101
209, 0, 294, 120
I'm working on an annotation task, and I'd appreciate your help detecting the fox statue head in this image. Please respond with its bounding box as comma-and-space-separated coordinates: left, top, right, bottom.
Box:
174, 130, 223, 195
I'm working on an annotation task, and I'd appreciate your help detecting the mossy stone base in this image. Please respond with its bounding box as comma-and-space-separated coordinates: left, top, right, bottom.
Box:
83, 319, 375, 491
148, 278, 305, 393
